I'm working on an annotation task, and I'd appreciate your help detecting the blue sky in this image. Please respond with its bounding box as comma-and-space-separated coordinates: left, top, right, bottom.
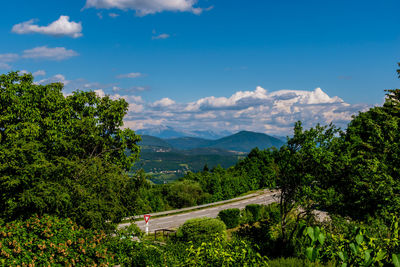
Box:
1, 0, 399, 135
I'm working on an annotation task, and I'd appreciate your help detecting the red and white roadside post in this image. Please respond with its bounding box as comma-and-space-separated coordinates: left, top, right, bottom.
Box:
144, 214, 151, 235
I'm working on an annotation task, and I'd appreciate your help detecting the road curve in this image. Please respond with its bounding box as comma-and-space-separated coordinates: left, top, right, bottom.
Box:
119, 190, 280, 232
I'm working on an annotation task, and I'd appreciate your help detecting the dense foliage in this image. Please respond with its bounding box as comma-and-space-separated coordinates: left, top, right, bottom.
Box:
276, 90, 400, 221
176, 217, 227, 245
128, 147, 278, 214
183, 148, 278, 201
0, 215, 113, 266
0, 72, 141, 229
218, 208, 241, 229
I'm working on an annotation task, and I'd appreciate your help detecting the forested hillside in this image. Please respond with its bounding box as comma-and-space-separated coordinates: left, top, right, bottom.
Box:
135, 130, 283, 183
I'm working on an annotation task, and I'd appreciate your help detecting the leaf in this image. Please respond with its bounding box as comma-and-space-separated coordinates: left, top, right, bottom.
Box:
338, 251, 346, 261
355, 234, 363, 245
313, 248, 319, 261
314, 226, 320, 240
318, 232, 325, 245
349, 243, 357, 255
306, 247, 314, 261
393, 254, 400, 267
363, 250, 371, 266
376, 250, 386, 261
307, 227, 315, 242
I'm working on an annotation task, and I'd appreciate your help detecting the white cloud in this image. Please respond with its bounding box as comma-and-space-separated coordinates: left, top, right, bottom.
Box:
0, 53, 18, 69
12, 16, 82, 38
19, 69, 46, 76
112, 85, 148, 93
152, 33, 170, 40
117, 72, 142, 79
119, 86, 371, 135
84, 0, 205, 16
0, 53, 19, 63
33, 70, 46, 76
36, 74, 70, 85
0, 63, 11, 69
22, 46, 78, 60
94, 89, 105, 97
153, 97, 176, 107
129, 103, 144, 112
25, 75, 368, 136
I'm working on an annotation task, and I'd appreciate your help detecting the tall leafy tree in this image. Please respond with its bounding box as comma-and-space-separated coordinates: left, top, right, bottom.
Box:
275, 121, 343, 244
340, 88, 400, 218
0, 72, 141, 229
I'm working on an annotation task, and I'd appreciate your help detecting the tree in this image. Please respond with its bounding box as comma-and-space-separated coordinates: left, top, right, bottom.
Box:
276, 121, 343, 246
276, 63, 400, 222
340, 88, 400, 218
0, 72, 141, 229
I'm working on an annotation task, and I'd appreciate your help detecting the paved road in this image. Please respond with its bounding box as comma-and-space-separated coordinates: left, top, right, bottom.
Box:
122, 192, 261, 221
119, 190, 279, 232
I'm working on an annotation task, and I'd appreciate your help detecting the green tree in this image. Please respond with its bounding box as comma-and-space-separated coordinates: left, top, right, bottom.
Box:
166, 180, 207, 208
0, 72, 141, 229
339, 88, 400, 218
276, 121, 343, 245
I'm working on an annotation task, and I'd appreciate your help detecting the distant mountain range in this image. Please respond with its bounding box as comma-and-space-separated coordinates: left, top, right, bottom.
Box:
136, 126, 232, 140
139, 130, 285, 153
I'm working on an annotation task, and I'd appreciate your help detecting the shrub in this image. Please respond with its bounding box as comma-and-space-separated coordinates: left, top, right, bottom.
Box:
218, 208, 241, 229
166, 180, 206, 209
128, 242, 164, 266
180, 236, 269, 266
261, 203, 281, 223
245, 204, 262, 223
177, 217, 226, 245
0, 214, 113, 266
105, 224, 143, 265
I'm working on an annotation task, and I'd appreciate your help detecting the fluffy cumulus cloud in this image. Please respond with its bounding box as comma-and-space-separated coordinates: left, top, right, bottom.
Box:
152, 97, 176, 108
84, 0, 204, 16
12, 16, 82, 38
30, 74, 371, 135
119, 86, 371, 135
22, 46, 78, 60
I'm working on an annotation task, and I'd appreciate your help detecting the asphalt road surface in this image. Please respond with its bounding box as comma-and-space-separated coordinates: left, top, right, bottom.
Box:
119, 190, 279, 232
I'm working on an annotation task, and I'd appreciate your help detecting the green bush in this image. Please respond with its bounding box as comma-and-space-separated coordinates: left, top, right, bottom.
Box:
177, 217, 227, 245
179, 236, 269, 266
245, 204, 262, 223
105, 224, 143, 265
261, 203, 281, 223
218, 208, 241, 229
0, 214, 113, 266
128, 242, 164, 266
